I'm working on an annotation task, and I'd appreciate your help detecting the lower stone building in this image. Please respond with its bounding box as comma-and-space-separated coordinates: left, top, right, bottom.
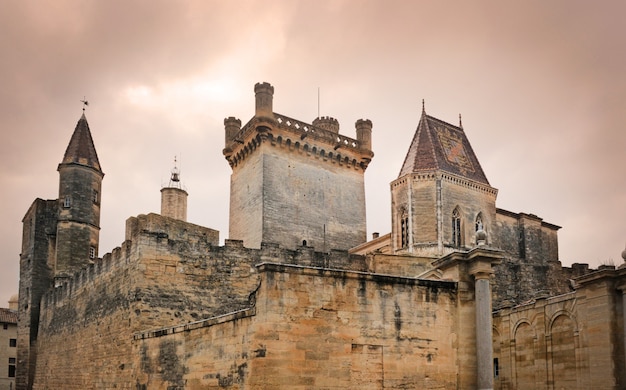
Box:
0, 297, 18, 390
17, 83, 626, 389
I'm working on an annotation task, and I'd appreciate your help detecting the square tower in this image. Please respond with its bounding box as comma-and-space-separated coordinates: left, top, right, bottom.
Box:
224, 82, 374, 251
391, 110, 497, 257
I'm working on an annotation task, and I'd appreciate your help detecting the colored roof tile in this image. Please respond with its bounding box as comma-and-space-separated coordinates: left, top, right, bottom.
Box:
398, 112, 490, 185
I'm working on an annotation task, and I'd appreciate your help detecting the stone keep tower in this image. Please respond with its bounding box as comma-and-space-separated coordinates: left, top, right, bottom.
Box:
18, 112, 103, 390
224, 82, 374, 251
391, 107, 497, 257
55, 112, 104, 279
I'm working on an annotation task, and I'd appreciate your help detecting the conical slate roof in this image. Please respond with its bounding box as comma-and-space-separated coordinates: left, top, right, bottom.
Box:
60, 113, 102, 172
398, 111, 489, 185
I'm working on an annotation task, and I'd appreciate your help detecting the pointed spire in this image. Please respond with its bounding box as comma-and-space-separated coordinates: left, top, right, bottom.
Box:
60, 113, 102, 173
422, 99, 426, 113
398, 112, 490, 185
459, 113, 463, 129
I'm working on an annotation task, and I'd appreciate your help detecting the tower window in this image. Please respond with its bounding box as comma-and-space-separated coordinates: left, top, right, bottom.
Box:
63, 195, 71, 208
89, 246, 96, 259
92, 189, 99, 204
452, 208, 462, 247
9, 357, 16, 377
9, 338, 16, 347
400, 211, 409, 248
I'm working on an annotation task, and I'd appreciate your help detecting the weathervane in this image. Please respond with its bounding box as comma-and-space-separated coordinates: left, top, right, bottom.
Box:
80, 97, 89, 112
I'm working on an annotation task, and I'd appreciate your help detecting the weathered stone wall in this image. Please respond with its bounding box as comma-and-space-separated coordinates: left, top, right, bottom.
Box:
365, 253, 433, 277
34, 242, 137, 390
493, 268, 626, 390
261, 145, 367, 251
230, 139, 367, 252
56, 164, 103, 276
17, 199, 56, 390
136, 263, 461, 389
492, 209, 568, 307
391, 173, 497, 256
228, 149, 264, 249
439, 175, 497, 248
30, 213, 373, 389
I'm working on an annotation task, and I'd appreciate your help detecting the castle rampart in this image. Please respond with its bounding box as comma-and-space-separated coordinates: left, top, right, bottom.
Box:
133, 262, 461, 389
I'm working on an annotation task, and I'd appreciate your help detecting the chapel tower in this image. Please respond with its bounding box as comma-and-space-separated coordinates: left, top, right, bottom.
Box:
55, 112, 104, 279
391, 106, 497, 257
224, 82, 374, 251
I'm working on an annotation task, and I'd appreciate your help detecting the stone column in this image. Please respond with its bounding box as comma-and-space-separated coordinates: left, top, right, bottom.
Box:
471, 266, 494, 390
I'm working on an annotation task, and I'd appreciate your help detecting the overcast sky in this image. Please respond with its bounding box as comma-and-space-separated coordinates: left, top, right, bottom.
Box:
1, 0, 625, 306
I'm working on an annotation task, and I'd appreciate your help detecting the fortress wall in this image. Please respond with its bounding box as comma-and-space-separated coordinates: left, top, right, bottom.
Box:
366, 253, 433, 277
136, 264, 460, 389
34, 241, 137, 389
31, 212, 372, 389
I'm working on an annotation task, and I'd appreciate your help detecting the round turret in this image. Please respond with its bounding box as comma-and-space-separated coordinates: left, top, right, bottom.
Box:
254, 82, 274, 119
313, 116, 340, 133
224, 117, 242, 146
355, 119, 373, 151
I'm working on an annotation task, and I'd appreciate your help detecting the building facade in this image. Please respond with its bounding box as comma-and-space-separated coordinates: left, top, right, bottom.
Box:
17, 83, 626, 389
1, 296, 18, 390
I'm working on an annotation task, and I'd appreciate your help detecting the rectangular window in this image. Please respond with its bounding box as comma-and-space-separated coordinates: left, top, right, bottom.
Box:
92, 189, 99, 204
64, 195, 71, 208
89, 246, 96, 259
3, 324, 7, 330
494, 357, 499, 378
9, 338, 16, 347
9, 358, 16, 377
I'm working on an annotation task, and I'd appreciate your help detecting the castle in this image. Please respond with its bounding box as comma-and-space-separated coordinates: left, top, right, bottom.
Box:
17, 82, 626, 389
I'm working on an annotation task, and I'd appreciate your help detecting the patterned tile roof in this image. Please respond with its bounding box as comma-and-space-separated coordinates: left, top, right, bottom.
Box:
60, 113, 102, 172
0, 308, 17, 324
398, 112, 490, 185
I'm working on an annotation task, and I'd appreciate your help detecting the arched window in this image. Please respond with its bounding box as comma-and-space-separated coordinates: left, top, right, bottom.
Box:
452, 207, 462, 247
400, 209, 409, 248
475, 213, 483, 231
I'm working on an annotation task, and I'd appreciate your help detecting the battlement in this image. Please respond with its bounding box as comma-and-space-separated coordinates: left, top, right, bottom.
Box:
39, 212, 366, 314
312, 116, 340, 133
225, 112, 374, 171
224, 82, 374, 172
42, 242, 130, 309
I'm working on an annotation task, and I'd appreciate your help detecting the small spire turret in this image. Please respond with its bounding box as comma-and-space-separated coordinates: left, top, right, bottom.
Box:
161, 156, 188, 221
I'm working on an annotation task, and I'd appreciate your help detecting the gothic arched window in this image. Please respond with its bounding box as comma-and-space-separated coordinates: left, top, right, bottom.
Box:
400, 209, 409, 248
475, 213, 483, 232
452, 207, 462, 247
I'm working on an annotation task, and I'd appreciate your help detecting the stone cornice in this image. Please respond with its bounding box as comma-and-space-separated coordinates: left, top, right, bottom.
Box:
391, 171, 498, 197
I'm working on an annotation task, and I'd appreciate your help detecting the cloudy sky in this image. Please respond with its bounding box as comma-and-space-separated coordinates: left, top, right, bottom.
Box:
1, 0, 625, 306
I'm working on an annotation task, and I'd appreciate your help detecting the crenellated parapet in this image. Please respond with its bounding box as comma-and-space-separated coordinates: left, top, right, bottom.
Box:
39, 213, 367, 326
224, 112, 374, 171
223, 82, 374, 171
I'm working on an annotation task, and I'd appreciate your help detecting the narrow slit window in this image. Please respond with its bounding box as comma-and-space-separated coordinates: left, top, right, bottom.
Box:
452, 208, 462, 247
